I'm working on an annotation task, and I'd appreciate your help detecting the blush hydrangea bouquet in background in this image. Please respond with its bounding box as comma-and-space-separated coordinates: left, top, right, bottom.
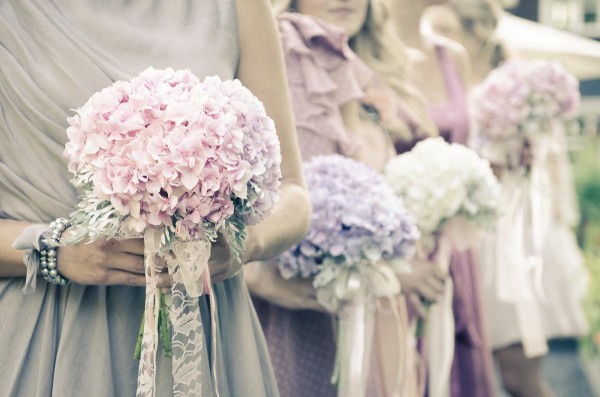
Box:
276, 154, 419, 397
471, 58, 580, 292
385, 137, 500, 335
63, 67, 281, 397
471, 60, 582, 360
471, 58, 579, 168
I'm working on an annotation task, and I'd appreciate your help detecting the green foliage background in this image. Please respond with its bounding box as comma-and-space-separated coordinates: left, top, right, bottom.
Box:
573, 137, 600, 356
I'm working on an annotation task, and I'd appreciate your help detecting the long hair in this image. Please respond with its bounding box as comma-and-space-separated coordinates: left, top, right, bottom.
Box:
448, 0, 507, 68
349, 0, 437, 137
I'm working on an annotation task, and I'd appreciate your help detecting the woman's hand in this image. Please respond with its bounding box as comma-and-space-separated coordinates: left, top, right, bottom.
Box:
244, 262, 325, 312
57, 230, 247, 287
57, 237, 171, 287
397, 258, 446, 318
208, 234, 243, 284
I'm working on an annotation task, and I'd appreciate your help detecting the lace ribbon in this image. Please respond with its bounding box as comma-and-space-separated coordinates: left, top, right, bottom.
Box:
136, 229, 217, 397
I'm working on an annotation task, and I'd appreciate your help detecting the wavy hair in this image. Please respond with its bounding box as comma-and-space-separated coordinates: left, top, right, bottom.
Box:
448, 0, 507, 68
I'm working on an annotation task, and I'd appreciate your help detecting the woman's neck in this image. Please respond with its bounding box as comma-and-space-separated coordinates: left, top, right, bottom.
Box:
391, 1, 427, 49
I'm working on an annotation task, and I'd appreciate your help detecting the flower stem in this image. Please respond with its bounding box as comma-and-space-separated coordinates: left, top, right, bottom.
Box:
133, 290, 172, 360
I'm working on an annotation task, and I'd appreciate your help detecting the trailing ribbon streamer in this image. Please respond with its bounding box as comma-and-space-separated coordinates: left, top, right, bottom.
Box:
317, 264, 401, 397
494, 133, 557, 358
425, 233, 454, 397
136, 229, 218, 397
373, 293, 418, 397
416, 219, 482, 397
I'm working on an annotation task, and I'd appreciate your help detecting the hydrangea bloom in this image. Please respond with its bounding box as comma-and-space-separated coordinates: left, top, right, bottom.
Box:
64, 67, 281, 255
385, 138, 500, 235
471, 58, 580, 139
276, 154, 419, 281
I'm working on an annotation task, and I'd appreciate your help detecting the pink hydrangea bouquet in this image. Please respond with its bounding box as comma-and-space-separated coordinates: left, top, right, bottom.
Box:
471, 59, 579, 168
63, 67, 281, 396
277, 155, 419, 397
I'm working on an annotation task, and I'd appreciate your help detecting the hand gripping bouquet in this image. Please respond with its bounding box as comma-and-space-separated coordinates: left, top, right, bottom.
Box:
385, 137, 500, 332
277, 154, 419, 397
63, 67, 281, 396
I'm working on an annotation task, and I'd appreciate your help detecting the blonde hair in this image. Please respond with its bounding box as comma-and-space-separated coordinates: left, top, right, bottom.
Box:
448, 0, 507, 68
349, 0, 436, 138
272, 0, 437, 139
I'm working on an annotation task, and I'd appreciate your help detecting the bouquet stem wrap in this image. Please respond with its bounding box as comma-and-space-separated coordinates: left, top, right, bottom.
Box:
136, 229, 218, 397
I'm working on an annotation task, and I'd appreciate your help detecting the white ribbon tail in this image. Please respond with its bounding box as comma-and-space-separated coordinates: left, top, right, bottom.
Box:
427, 235, 454, 397
336, 297, 376, 397
136, 229, 163, 397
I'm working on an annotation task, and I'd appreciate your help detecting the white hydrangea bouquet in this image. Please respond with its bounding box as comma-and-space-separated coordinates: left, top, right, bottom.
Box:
386, 138, 499, 238
385, 138, 500, 334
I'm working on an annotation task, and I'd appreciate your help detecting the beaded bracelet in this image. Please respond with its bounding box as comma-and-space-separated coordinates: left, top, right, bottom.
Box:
39, 218, 71, 286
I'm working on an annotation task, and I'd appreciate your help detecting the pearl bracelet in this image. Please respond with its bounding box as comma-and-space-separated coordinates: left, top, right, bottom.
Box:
39, 218, 71, 286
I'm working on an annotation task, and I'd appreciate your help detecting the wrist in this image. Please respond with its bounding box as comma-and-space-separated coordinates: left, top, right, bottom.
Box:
241, 227, 264, 265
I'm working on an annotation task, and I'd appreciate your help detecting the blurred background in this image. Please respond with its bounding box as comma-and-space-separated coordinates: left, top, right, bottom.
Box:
501, 1, 600, 395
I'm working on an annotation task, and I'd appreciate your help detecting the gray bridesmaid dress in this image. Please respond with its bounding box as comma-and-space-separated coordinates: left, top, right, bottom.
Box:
0, 1, 279, 396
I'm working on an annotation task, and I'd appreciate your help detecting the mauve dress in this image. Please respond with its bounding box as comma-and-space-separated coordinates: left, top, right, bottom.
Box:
251, 13, 373, 397
426, 46, 495, 397
0, 2, 279, 396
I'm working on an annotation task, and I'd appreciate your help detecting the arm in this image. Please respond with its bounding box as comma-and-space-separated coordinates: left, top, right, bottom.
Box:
0, 218, 171, 286
235, 0, 311, 264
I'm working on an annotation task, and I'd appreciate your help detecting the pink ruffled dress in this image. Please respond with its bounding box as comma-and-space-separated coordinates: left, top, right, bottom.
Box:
251, 13, 374, 397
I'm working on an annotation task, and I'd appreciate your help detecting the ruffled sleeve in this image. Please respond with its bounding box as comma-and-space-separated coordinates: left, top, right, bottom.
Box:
277, 13, 372, 156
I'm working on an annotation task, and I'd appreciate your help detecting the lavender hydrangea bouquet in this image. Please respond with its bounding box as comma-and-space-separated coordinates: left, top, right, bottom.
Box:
277, 154, 419, 397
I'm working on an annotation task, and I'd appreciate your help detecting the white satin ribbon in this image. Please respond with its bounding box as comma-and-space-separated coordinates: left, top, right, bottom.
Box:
425, 233, 454, 397
494, 134, 555, 358
424, 219, 483, 397
317, 263, 401, 397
